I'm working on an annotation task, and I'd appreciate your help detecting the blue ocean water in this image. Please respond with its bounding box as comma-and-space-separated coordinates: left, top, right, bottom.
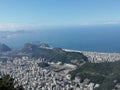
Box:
0, 25, 120, 53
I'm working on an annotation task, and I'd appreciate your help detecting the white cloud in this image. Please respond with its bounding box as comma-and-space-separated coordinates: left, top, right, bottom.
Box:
0, 23, 47, 31
79, 21, 120, 26
101, 21, 120, 25
0, 21, 120, 31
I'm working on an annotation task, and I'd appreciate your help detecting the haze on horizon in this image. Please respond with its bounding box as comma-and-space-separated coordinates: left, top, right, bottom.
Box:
0, 0, 120, 30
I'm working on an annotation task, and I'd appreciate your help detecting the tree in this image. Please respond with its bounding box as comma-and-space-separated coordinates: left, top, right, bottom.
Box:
0, 74, 25, 90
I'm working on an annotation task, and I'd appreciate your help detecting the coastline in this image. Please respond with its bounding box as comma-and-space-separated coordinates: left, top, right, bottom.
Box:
63, 48, 120, 54
63, 48, 120, 63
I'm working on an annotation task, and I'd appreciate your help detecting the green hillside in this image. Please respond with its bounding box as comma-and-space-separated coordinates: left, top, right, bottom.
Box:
70, 61, 120, 90
22, 43, 88, 63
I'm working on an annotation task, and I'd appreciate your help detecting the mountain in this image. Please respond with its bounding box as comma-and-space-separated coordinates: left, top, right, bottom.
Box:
0, 43, 11, 52
21, 43, 88, 64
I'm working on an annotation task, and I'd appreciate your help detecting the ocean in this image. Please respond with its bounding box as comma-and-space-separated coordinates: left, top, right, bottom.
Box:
0, 24, 120, 53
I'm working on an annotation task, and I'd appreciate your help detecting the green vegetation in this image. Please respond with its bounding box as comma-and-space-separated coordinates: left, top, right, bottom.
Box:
0, 74, 25, 90
22, 43, 88, 63
70, 61, 120, 90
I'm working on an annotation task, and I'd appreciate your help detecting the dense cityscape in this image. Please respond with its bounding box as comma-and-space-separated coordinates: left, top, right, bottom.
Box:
0, 56, 99, 90
64, 49, 120, 63
0, 43, 120, 90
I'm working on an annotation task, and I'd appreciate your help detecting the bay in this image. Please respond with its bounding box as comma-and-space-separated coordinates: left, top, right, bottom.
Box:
0, 25, 120, 53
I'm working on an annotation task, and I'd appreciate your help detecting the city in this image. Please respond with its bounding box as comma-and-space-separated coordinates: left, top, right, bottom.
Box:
1, 45, 120, 90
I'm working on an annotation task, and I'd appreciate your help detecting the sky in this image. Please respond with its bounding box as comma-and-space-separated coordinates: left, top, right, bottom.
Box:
0, 0, 120, 30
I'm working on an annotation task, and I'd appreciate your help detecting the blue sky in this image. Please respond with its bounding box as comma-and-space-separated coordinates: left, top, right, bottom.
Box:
0, 0, 120, 30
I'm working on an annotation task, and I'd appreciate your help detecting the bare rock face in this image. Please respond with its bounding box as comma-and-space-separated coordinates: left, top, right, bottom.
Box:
0, 43, 11, 52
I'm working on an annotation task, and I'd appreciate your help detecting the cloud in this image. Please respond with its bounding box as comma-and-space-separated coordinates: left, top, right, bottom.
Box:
101, 21, 120, 25
0, 23, 46, 31
0, 21, 120, 31
79, 21, 120, 26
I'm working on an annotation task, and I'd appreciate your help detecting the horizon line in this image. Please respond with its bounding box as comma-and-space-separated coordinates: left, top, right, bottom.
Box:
0, 21, 120, 31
